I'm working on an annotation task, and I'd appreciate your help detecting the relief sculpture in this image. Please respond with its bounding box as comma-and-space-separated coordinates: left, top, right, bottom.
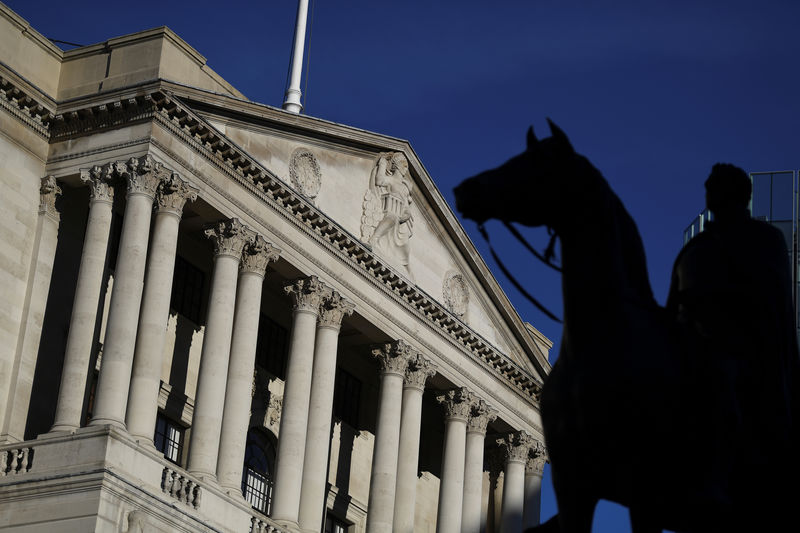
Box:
289, 147, 322, 203
361, 151, 414, 277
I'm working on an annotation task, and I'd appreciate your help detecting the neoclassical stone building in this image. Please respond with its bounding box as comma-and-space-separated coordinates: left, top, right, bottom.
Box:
0, 4, 551, 532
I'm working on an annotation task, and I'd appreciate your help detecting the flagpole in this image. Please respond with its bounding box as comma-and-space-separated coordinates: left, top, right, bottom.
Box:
283, 0, 310, 113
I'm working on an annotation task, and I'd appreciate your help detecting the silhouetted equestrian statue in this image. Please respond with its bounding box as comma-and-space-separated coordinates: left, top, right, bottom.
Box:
453, 122, 800, 533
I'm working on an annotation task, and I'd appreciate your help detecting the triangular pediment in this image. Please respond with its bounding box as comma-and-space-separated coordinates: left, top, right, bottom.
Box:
177, 92, 550, 380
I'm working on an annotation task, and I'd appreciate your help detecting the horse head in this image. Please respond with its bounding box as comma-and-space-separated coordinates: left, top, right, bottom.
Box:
454, 119, 582, 231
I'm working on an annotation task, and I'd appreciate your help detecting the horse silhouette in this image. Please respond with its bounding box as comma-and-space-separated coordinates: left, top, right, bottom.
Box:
453, 121, 799, 533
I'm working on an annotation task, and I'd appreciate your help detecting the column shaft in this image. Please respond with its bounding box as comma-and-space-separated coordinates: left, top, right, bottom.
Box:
187, 254, 240, 476
438, 417, 467, 533
522, 470, 543, 529
52, 168, 114, 432
126, 174, 196, 441
2, 178, 62, 441
499, 459, 525, 533
462, 431, 487, 533
393, 386, 424, 532
217, 271, 265, 488
436, 388, 473, 533
91, 175, 159, 428
271, 277, 326, 525
365, 371, 404, 533
125, 210, 181, 440
297, 326, 342, 532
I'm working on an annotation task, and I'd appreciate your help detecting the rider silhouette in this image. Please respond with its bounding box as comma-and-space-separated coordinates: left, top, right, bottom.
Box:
667, 163, 800, 527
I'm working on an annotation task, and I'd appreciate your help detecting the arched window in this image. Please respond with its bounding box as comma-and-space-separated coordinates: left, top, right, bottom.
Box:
242, 428, 276, 515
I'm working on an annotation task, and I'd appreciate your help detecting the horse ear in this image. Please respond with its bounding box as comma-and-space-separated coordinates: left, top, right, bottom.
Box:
526, 126, 538, 149
547, 118, 574, 154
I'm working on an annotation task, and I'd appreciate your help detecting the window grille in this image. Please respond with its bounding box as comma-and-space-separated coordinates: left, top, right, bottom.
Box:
154, 413, 184, 464
242, 429, 276, 515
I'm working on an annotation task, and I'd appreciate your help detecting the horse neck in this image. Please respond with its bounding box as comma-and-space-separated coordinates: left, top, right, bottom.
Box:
558, 184, 656, 339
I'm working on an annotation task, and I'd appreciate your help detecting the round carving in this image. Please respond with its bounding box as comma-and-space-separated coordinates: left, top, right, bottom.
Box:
289, 148, 322, 201
443, 270, 469, 318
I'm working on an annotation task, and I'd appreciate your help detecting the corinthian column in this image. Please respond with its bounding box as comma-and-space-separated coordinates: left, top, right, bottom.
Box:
298, 290, 355, 533
498, 431, 534, 533
52, 166, 115, 432
187, 219, 249, 478
1, 177, 63, 441
364, 340, 415, 533
392, 355, 436, 533
523, 441, 547, 530
436, 387, 474, 533
462, 399, 498, 533
217, 235, 281, 490
91, 156, 165, 428
271, 276, 327, 526
126, 172, 197, 442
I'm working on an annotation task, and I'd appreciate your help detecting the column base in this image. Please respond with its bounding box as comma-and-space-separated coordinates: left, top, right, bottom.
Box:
88, 417, 127, 430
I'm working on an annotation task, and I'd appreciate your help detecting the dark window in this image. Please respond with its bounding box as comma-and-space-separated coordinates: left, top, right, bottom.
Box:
171, 255, 205, 324
333, 368, 361, 428
324, 514, 349, 533
242, 429, 276, 515
107, 211, 123, 271
154, 413, 184, 464
255, 315, 289, 379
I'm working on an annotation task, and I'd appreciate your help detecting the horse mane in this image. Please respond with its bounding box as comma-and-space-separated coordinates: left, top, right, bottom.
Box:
580, 161, 656, 309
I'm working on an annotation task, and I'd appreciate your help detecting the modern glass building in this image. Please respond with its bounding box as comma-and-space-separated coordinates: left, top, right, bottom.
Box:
683, 170, 799, 338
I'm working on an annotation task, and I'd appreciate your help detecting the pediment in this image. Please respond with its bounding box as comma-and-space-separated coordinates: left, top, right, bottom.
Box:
190, 99, 550, 380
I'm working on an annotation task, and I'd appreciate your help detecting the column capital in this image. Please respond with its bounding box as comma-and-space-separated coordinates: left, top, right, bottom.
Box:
526, 441, 547, 477
204, 218, 249, 260
437, 387, 475, 422
466, 398, 497, 435
318, 290, 355, 330
119, 155, 168, 199
372, 339, 415, 376
284, 275, 327, 315
156, 171, 198, 217
240, 234, 281, 276
80, 164, 115, 204
497, 430, 536, 465
404, 354, 436, 390
39, 176, 62, 222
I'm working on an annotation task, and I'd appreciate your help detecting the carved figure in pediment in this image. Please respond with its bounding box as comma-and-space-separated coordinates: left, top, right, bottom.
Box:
361, 152, 414, 275
443, 270, 469, 319
289, 148, 322, 202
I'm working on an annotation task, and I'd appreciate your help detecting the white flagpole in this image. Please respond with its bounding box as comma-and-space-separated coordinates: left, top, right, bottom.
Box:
283, 0, 310, 113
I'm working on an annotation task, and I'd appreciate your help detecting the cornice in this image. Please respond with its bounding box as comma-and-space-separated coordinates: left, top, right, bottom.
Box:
37, 85, 544, 405
0, 72, 53, 138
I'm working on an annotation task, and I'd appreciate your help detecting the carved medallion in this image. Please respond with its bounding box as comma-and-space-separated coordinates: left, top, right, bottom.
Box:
289, 148, 322, 202
443, 270, 469, 318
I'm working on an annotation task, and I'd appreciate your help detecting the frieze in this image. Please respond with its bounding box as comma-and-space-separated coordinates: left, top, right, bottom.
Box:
204, 218, 249, 259
289, 147, 322, 202
240, 234, 281, 276
372, 339, 416, 376
284, 275, 327, 314
318, 290, 355, 329
39, 176, 61, 222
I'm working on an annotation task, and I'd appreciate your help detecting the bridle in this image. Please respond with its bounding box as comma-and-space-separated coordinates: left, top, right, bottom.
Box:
477, 221, 563, 323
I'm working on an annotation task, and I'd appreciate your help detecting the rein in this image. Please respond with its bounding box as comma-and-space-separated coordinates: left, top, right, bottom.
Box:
477, 222, 563, 323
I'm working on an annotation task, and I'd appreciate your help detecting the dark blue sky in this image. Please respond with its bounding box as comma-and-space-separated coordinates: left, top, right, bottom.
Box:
8, 1, 799, 530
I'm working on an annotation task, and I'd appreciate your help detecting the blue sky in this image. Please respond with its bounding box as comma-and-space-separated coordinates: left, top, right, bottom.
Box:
7, 1, 799, 530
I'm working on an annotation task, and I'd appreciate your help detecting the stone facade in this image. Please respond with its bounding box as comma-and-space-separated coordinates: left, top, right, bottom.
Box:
0, 4, 551, 532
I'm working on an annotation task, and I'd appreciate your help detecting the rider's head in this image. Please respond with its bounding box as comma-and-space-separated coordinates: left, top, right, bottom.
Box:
705, 163, 751, 220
